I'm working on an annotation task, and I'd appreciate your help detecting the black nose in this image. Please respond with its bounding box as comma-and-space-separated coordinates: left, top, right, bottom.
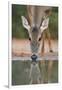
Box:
31, 54, 38, 62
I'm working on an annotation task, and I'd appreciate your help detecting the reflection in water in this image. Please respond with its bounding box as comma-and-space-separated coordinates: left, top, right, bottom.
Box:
29, 62, 41, 84
12, 60, 58, 85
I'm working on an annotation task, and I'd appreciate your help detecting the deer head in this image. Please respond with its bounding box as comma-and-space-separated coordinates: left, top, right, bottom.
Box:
21, 6, 51, 57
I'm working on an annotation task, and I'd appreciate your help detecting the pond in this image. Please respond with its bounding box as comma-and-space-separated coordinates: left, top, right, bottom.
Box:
12, 60, 58, 85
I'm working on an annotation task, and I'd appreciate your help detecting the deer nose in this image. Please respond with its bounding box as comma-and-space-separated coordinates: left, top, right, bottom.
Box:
31, 54, 38, 62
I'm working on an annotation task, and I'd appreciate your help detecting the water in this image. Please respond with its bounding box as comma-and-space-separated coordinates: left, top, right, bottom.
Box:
12, 60, 58, 85
29, 62, 41, 84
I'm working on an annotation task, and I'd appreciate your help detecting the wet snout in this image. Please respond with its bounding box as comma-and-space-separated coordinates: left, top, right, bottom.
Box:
31, 54, 38, 61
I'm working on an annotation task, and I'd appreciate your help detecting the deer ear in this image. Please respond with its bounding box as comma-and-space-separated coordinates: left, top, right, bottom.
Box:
21, 16, 30, 31
40, 18, 49, 33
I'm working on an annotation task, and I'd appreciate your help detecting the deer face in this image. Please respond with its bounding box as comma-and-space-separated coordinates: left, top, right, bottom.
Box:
29, 26, 42, 54
21, 16, 49, 55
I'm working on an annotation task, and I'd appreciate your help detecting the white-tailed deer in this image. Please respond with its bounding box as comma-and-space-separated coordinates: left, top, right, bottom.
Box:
21, 5, 53, 83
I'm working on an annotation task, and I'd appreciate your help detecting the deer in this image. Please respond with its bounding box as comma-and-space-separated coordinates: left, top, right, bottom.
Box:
21, 5, 53, 83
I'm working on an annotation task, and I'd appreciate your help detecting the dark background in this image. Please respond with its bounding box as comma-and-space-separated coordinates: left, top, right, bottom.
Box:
12, 4, 58, 39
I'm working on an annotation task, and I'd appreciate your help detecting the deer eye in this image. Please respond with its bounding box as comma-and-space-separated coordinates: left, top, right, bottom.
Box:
38, 37, 41, 41
29, 37, 31, 41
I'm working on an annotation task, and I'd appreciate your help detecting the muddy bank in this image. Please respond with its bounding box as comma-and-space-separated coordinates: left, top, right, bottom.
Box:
12, 38, 58, 57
